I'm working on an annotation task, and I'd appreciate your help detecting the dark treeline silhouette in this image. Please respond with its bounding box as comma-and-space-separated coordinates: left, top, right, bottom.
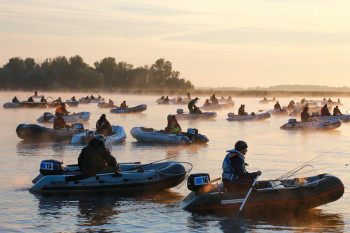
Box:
0, 56, 194, 91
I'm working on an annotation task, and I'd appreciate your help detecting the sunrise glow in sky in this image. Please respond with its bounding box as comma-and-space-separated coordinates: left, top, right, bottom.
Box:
0, 0, 349, 88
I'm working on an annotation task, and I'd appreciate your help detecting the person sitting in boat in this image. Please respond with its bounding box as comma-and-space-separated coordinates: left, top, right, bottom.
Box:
12, 96, 19, 103
323, 98, 327, 101
301, 98, 305, 104
188, 97, 199, 113
55, 103, 70, 116
165, 114, 182, 134
53, 113, 71, 130
164, 96, 169, 103
53, 97, 62, 103
321, 104, 331, 116
160, 96, 165, 100
222, 140, 262, 191
40, 96, 46, 103
27, 96, 34, 102
85, 96, 89, 100
287, 100, 295, 110
120, 100, 128, 108
108, 99, 114, 107
90, 95, 95, 100
337, 98, 341, 103
328, 98, 332, 103
187, 92, 191, 100
238, 104, 247, 116
96, 114, 113, 136
97, 95, 102, 99
204, 99, 210, 106
263, 97, 267, 101
78, 135, 120, 177
333, 106, 342, 116
210, 94, 218, 105
274, 101, 281, 110
272, 97, 276, 101
228, 96, 233, 102
301, 106, 311, 122
177, 97, 183, 103
70, 96, 76, 101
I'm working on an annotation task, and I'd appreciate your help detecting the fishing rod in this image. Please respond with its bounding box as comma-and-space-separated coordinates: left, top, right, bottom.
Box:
285, 164, 349, 177
275, 148, 338, 180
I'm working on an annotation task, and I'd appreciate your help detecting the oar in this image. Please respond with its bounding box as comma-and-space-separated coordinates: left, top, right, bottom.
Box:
238, 175, 260, 213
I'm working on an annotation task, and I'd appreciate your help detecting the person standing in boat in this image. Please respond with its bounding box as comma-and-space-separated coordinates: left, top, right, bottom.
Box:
53, 113, 71, 129
188, 97, 199, 113
78, 135, 120, 177
55, 103, 70, 116
321, 104, 331, 116
274, 101, 281, 110
96, 114, 113, 136
120, 100, 128, 108
12, 96, 19, 103
222, 140, 261, 191
333, 106, 342, 116
165, 115, 182, 134
238, 104, 247, 116
34, 90, 38, 96
301, 106, 311, 122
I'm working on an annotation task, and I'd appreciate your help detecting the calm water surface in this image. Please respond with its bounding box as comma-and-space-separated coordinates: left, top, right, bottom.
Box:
0, 91, 350, 232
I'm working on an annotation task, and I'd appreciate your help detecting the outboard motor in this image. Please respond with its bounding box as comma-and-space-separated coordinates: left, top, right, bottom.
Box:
71, 123, 84, 130
177, 109, 184, 114
43, 112, 53, 122
186, 128, 199, 142
187, 173, 210, 194
40, 159, 63, 175
288, 118, 297, 124
228, 112, 234, 117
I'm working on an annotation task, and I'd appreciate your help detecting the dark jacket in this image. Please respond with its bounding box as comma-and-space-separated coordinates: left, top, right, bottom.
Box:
229, 155, 258, 181
301, 109, 310, 122
96, 118, 113, 136
78, 138, 118, 177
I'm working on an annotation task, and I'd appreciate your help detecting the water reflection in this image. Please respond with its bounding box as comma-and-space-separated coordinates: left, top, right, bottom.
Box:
16, 141, 73, 156
187, 209, 345, 233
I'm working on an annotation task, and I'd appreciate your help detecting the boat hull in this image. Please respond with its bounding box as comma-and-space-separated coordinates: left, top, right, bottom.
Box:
183, 174, 344, 213
110, 104, 147, 113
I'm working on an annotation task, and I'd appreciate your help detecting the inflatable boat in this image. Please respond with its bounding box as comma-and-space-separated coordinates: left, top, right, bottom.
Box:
312, 115, 350, 123
175, 110, 217, 120
30, 160, 191, 193
170, 97, 191, 105
280, 118, 341, 130
130, 127, 209, 144
227, 112, 271, 121
37, 112, 90, 123
268, 108, 289, 116
71, 125, 126, 144
3, 102, 47, 108
259, 98, 277, 104
97, 102, 116, 108
110, 104, 147, 113
183, 173, 344, 213
16, 123, 84, 142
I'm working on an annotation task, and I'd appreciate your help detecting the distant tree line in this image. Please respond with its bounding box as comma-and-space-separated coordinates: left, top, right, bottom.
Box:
0, 56, 194, 91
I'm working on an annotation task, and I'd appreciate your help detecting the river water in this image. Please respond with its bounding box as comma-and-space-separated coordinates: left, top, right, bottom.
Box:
0, 91, 349, 232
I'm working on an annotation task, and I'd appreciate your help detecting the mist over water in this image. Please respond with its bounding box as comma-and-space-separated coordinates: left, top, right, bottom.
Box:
1, 91, 350, 232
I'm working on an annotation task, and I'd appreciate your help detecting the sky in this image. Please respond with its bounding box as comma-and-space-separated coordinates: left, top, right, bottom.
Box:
0, 0, 350, 88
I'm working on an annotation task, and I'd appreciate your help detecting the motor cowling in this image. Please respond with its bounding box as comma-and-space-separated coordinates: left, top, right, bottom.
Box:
43, 112, 52, 121
187, 173, 210, 194
40, 159, 63, 175
187, 128, 199, 142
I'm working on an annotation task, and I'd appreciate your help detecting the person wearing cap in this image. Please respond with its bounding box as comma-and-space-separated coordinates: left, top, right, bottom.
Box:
222, 140, 262, 191
96, 114, 113, 136
78, 135, 119, 177
55, 102, 69, 116
120, 100, 127, 108
321, 104, 331, 116
188, 97, 199, 113
300, 106, 311, 122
